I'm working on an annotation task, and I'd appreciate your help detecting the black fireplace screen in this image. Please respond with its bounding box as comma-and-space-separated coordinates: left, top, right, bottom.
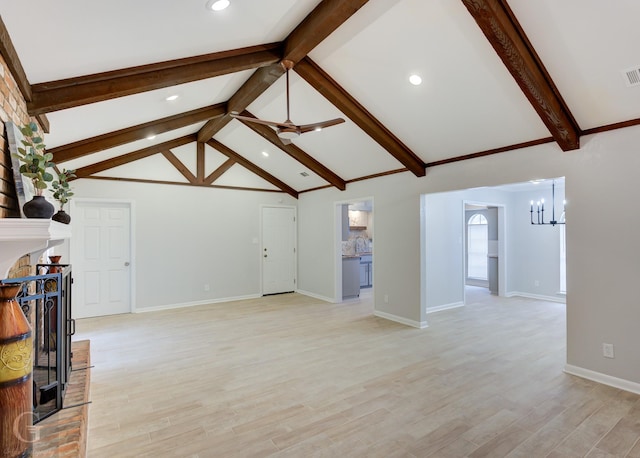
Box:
1, 263, 74, 423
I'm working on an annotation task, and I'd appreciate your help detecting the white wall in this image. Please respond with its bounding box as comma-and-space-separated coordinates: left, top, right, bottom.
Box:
423, 190, 465, 311
509, 186, 565, 299
69, 180, 296, 310
298, 125, 640, 386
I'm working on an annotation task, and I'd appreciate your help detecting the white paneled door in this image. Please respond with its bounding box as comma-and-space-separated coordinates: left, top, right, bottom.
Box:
72, 201, 132, 318
262, 206, 296, 295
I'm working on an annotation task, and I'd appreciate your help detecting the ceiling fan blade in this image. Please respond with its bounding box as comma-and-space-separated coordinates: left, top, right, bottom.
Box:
230, 113, 289, 129
297, 118, 346, 134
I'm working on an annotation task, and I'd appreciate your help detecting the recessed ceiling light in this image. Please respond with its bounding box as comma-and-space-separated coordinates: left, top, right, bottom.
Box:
147, 135, 156, 140
409, 74, 422, 86
165, 94, 179, 102
529, 179, 545, 184
206, 0, 230, 11
262, 151, 269, 157
314, 127, 322, 132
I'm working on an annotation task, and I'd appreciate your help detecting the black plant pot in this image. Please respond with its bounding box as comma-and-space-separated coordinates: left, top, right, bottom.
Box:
23, 195, 55, 219
52, 209, 71, 224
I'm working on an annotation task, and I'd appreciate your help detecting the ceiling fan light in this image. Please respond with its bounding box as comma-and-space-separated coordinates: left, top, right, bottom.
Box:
278, 130, 299, 140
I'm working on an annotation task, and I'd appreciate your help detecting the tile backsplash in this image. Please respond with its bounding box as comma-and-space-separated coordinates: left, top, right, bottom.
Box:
342, 236, 372, 255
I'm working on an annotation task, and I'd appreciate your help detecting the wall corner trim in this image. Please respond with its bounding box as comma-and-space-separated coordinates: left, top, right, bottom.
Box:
134, 294, 262, 313
296, 289, 335, 303
374, 310, 427, 329
564, 364, 640, 395
506, 291, 566, 304
426, 301, 464, 314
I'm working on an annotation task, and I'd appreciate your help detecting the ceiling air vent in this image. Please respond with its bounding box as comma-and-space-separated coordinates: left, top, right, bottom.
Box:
622, 66, 640, 87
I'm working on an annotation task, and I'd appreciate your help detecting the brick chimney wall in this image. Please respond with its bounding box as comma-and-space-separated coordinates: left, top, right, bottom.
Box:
0, 53, 41, 278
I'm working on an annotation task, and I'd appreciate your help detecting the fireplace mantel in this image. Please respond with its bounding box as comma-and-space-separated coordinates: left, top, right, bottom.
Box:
0, 219, 72, 279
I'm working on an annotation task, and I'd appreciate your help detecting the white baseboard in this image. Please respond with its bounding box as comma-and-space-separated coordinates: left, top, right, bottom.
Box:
296, 289, 335, 303
426, 301, 464, 314
134, 294, 262, 313
564, 364, 640, 395
506, 291, 566, 303
374, 310, 428, 329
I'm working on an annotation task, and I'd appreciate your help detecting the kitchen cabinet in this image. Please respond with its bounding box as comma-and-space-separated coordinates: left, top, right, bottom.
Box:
342, 256, 361, 298
359, 254, 372, 288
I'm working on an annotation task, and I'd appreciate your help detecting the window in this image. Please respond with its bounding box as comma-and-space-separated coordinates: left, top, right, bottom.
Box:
467, 213, 488, 280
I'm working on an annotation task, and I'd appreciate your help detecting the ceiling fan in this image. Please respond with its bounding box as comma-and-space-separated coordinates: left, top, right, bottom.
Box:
230, 60, 345, 144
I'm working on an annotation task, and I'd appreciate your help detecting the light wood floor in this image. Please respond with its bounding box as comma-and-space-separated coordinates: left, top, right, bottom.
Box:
74, 287, 640, 457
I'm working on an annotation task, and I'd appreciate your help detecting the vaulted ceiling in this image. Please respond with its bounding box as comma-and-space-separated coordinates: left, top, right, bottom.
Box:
2, 0, 640, 199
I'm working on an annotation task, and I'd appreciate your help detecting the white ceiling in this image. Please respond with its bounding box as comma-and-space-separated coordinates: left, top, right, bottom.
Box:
1, 0, 639, 196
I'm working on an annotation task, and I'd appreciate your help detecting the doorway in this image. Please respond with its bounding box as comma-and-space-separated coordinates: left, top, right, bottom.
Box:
261, 206, 296, 295
463, 202, 505, 303
70, 200, 133, 318
334, 198, 374, 302
464, 204, 500, 294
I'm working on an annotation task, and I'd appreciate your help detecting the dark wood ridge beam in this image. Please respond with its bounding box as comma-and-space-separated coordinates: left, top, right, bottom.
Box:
204, 158, 235, 185
0, 16, 49, 131
282, 0, 370, 63
197, 64, 284, 142
206, 139, 298, 198
461, 0, 580, 151
50, 104, 226, 163
162, 150, 197, 184
238, 111, 346, 191
73, 135, 196, 178
27, 43, 282, 115
295, 58, 426, 177
197, 0, 370, 142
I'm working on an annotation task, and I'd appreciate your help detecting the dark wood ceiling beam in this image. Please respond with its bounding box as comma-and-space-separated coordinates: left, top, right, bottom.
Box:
50, 104, 226, 163
461, 0, 580, 151
0, 16, 50, 132
0, 16, 31, 101
73, 135, 196, 178
295, 58, 426, 177
197, 64, 284, 142
283, 0, 370, 63
162, 150, 197, 184
206, 139, 298, 198
85, 175, 287, 194
204, 158, 235, 185
238, 111, 346, 190
197, 0, 370, 142
196, 141, 205, 182
27, 43, 282, 115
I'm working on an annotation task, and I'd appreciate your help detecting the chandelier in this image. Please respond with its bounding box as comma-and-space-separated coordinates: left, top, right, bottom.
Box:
530, 180, 565, 226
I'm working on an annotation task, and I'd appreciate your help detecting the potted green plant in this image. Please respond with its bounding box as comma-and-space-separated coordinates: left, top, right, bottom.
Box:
51, 168, 76, 224
11, 122, 56, 218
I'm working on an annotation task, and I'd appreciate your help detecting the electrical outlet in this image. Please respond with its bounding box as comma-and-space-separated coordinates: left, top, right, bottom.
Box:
384, 294, 389, 304
603, 343, 615, 359
204, 284, 210, 292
